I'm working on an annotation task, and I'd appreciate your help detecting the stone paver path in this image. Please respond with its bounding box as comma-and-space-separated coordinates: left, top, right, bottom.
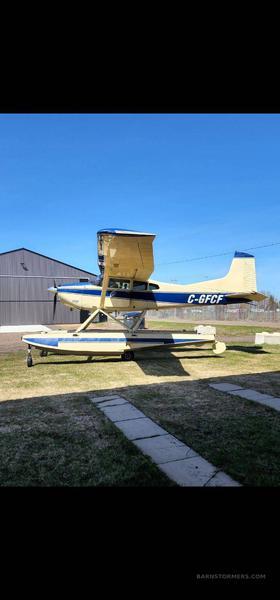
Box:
90, 394, 240, 487
209, 383, 280, 412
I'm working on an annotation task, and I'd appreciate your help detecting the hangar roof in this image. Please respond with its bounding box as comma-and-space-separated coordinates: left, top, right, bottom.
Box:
0, 247, 97, 277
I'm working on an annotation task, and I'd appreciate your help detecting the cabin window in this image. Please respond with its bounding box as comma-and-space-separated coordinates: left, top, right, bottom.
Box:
133, 281, 147, 290
109, 278, 130, 290
147, 283, 159, 290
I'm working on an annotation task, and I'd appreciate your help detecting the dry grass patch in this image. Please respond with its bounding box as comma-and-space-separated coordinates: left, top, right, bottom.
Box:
0, 343, 279, 402
147, 320, 280, 337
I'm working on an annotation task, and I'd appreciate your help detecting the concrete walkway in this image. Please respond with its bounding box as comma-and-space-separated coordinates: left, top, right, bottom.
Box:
209, 383, 280, 412
90, 394, 240, 487
0, 325, 51, 333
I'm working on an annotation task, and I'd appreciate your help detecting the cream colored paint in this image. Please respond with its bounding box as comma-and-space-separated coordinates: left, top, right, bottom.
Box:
57, 255, 263, 313
148, 256, 257, 293
99, 232, 155, 281
23, 330, 216, 355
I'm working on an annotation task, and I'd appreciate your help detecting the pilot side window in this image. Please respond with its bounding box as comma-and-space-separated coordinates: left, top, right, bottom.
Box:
147, 283, 159, 290
109, 279, 130, 290
133, 281, 147, 290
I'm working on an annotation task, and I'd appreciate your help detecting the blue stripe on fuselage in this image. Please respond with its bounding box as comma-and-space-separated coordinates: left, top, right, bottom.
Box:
59, 287, 110, 296
57, 288, 250, 305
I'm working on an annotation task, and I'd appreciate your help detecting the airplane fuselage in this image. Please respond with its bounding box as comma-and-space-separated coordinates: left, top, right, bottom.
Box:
53, 279, 255, 313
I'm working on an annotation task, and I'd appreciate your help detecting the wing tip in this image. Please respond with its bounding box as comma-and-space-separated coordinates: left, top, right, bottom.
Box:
97, 228, 155, 237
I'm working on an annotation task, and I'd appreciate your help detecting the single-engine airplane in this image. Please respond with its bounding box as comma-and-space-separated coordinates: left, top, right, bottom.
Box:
22, 228, 266, 366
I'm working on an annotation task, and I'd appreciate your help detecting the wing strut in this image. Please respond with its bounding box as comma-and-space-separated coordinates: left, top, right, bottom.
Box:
74, 237, 113, 334
74, 234, 148, 334
99, 242, 111, 309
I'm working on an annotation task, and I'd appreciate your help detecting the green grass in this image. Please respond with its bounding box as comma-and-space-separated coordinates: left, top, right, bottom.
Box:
0, 344, 279, 403
0, 341, 279, 486
147, 320, 280, 336
124, 378, 280, 486
0, 393, 174, 486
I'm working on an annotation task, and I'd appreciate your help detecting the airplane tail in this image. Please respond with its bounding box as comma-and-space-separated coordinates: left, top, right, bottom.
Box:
222, 251, 257, 293
192, 251, 265, 300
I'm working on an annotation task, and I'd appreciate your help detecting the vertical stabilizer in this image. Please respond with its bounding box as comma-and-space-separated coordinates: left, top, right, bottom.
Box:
224, 251, 257, 292
185, 251, 258, 293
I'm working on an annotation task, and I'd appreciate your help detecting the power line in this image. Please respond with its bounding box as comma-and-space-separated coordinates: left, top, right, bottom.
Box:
157, 241, 280, 267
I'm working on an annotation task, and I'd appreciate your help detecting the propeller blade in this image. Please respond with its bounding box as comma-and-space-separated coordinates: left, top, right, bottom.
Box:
53, 292, 57, 320
53, 280, 57, 321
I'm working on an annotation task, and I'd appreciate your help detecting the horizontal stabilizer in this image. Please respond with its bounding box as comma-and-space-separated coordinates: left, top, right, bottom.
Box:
226, 291, 267, 302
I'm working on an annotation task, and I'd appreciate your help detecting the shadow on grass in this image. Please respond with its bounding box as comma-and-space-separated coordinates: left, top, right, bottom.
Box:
30, 340, 244, 375
35, 351, 191, 377
35, 357, 121, 366
227, 345, 270, 354
135, 352, 190, 376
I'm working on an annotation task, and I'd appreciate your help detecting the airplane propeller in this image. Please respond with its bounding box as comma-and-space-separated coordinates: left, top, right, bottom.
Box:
53, 280, 57, 320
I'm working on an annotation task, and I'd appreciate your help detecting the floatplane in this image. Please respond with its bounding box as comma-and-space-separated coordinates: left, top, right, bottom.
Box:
22, 228, 266, 366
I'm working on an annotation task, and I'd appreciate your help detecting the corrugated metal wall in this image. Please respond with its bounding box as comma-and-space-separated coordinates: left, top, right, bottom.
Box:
0, 248, 97, 325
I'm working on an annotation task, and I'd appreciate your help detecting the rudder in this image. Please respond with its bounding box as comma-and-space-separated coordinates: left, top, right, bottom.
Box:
224, 251, 257, 293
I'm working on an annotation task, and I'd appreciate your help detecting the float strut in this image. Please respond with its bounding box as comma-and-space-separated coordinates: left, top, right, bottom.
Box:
74, 308, 101, 333
27, 345, 33, 367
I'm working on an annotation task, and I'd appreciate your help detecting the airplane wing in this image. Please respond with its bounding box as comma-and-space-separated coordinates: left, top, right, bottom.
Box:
97, 228, 156, 282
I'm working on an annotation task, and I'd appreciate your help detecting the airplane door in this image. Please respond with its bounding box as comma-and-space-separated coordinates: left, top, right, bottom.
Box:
107, 278, 130, 310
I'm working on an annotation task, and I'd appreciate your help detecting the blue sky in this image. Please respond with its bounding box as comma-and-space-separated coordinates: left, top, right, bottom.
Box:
0, 114, 279, 296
